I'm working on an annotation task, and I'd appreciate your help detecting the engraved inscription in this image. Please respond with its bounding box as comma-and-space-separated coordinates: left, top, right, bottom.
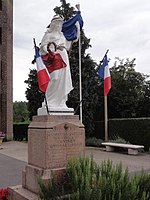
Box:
46, 125, 84, 168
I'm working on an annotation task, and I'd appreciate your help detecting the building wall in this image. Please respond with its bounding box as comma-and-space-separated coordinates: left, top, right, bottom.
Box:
0, 0, 13, 140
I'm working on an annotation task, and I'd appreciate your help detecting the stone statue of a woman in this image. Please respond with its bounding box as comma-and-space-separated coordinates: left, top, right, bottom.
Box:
38, 7, 83, 115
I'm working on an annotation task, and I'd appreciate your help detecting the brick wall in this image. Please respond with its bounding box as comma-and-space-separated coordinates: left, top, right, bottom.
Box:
0, 0, 13, 140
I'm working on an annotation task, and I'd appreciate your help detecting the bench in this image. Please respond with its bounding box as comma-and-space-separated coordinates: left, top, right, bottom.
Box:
101, 142, 144, 155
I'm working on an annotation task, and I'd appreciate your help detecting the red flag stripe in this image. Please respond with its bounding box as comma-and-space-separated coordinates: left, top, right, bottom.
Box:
35, 46, 50, 93
37, 69, 50, 93
104, 76, 111, 96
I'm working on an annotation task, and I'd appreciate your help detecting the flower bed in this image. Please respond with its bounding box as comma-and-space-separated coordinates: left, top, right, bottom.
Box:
0, 188, 8, 200
0, 132, 6, 138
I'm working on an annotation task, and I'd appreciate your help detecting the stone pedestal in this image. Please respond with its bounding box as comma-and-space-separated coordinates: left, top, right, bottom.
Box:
106, 146, 115, 152
38, 106, 74, 116
128, 148, 138, 155
9, 115, 85, 200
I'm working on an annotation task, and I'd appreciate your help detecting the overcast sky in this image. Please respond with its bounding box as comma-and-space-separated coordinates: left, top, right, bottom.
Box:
13, 0, 150, 101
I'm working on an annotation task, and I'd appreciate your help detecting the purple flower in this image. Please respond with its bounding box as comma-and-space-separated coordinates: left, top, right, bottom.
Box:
0, 132, 6, 137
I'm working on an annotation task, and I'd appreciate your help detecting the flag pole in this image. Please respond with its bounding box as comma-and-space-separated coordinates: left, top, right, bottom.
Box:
104, 51, 109, 142
104, 95, 108, 141
44, 94, 49, 115
77, 4, 82, 123
33, 38, 49, 115
79, 32, 82, 123
98, 49, 110, 141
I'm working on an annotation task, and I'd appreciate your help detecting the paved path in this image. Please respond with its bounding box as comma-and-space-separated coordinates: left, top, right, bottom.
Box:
0, 141, 150, 188
86, 147, 150, 176
0, 141, 27, 188
0, 154, 26, 188
0, 141, 27, 162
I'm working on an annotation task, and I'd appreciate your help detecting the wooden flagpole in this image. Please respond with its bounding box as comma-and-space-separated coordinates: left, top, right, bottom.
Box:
98, 49, 109, 141
104, 95, 108, 141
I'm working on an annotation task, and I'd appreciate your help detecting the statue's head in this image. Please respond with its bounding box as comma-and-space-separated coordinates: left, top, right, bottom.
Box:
51, 15, 64, 23
47, 15, 64, 32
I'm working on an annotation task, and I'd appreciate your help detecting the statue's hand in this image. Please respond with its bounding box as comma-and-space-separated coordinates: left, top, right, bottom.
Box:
57, 45, 65, 51
43, 45, 49, 54
47, 42, 57, 53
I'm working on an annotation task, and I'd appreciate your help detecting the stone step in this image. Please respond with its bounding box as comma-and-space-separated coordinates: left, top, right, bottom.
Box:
8, 185, 38, 200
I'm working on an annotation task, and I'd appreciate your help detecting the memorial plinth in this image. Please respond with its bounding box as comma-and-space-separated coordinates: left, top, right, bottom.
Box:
9, 115, 85, 200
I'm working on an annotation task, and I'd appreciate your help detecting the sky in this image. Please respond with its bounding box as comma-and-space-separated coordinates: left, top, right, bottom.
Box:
13, 0, 150, 101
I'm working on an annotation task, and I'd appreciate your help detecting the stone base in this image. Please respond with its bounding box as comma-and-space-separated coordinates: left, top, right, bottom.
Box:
128, 148, 138, 155
8, 185, 38, 200
106, 146, 115, 152
38, 106, 74, 116
9, 115, 85, 199
22, 164, 66, 194
28, 115, 85, 169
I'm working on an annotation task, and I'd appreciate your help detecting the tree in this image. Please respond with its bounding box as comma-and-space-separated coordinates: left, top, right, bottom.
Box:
24, 69, 44, 120
96, 57, 150, 120
54, 1, 99, 136
136, 80, 150, 117
13, 101, 29, 123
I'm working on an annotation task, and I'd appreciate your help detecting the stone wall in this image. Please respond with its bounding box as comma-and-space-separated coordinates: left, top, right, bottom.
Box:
0, 0, 13, 140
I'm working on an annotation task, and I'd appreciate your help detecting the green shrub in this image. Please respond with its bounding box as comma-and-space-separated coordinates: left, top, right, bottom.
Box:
38, 177, 65, 200
86, 137, 103, 147
109, 118, 150, 151
94, 121, 105, 139
38, 157, 150, 200
95, 118, 150, 151
13, 123, 29, 141
109, 136, 129, 144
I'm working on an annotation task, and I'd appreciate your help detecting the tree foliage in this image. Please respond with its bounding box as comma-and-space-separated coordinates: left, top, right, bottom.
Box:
13, 101, 29, 123
24, 1, 150, 137
96, 58, 150, 120
24, 69, 44, 120
54, 0, 76, 20
54, 1, 99, 136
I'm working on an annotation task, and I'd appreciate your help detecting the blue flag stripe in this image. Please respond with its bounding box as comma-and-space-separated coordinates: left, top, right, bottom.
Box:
98, 55, 108, 80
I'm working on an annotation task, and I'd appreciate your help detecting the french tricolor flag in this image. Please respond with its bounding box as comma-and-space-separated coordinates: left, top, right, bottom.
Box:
35, 46, 50, 93
98, 55, 111, 96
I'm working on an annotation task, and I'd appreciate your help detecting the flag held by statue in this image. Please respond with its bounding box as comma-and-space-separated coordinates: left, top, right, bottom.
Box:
34, 46, 50, 93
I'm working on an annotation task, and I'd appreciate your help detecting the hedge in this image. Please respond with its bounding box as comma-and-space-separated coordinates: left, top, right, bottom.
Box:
13, 123, 29, 141
13, 118, 150, 151
94, 118, 150, 151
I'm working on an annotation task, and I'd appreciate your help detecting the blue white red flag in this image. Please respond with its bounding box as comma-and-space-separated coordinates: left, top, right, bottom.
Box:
98, 55, 111, 96
35, 46, 50, 93
62, 11, 83, 41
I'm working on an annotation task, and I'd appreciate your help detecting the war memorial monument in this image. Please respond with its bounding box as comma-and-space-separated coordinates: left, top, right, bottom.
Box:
9, 4, 85, 200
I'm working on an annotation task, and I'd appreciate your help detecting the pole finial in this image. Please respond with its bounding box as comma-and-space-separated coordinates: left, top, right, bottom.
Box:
76, 4, 80, 11
33, 38, 36, 47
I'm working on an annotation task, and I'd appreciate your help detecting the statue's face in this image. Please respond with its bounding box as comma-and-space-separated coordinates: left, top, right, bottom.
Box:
50, 20, 62, 32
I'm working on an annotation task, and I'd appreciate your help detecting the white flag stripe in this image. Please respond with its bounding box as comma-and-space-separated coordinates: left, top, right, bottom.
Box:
104, 65, 110, 79
36, 56, 46, 72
